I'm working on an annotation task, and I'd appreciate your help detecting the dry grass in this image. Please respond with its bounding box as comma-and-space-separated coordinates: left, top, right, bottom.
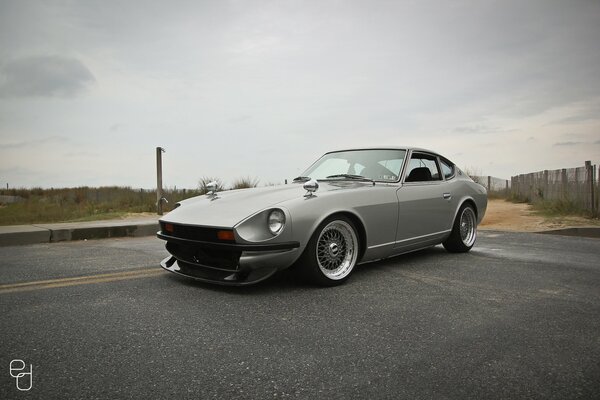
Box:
231, 176, 260, 189
0, 177, 267, 225
0, 186, 201, 225
480, 199, 600, 231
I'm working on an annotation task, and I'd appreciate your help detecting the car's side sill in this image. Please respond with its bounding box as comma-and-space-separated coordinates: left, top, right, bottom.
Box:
367, 229, 452, 250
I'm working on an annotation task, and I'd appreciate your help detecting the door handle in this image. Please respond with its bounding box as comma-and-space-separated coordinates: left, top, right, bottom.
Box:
443, 193, 452, 200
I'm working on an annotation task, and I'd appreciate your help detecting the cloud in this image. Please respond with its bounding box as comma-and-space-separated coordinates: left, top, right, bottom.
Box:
553, 141, 581, 146
0, 55, 95, 98
554, 113, 600, 125
62, 151, 100, 158
453, 125, 514, 135
0, 136, 69, 149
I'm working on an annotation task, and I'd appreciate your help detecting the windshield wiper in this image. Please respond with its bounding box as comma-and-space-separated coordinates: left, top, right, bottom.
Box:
292, 176, 311, 182
325, 174, 374, 183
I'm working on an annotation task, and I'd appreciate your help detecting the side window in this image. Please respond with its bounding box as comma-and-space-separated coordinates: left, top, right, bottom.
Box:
439, 157, 455, 180
404, 153, 442, 182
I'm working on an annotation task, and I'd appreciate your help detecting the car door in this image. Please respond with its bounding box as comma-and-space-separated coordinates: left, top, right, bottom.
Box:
394, 151, 454, 251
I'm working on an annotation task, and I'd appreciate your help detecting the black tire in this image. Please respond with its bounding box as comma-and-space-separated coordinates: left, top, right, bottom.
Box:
297, 215, 360, 286
443, 203, 477, 253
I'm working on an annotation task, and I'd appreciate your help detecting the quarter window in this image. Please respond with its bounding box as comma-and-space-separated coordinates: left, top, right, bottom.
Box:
439, 158, 455, 180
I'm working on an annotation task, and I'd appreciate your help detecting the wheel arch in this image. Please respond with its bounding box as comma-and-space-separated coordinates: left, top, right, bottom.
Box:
461, 198, 478, 218
449, 197, 479, 228
317, 211, 367, 261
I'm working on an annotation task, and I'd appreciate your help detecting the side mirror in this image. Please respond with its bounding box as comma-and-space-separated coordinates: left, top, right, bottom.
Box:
303, 179, 319, 197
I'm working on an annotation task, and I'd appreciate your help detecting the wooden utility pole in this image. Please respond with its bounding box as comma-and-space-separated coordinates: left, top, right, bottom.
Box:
585, 161, 593, 214
156, 147, 165, 215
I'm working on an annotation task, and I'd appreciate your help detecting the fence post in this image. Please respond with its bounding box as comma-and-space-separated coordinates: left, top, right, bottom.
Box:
561, 169, 568, 200
597, 165, 600, 216
510, 176, 515, 197
543, 170, 548, 200
156, 147, 165, 215
585, 161, 594, 215
519, 174, 524, 198
528, 173, 534, 202
505, 180, 509, 197
574, 167, 579, 205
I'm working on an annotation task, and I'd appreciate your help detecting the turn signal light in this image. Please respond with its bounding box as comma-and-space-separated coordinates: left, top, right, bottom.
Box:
217, 230, 235, 241
164, 223, 174, 234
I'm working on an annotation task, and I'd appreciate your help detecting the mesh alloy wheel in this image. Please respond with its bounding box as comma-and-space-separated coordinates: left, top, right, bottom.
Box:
459, 207, 477, 247
315, 220, 358, 280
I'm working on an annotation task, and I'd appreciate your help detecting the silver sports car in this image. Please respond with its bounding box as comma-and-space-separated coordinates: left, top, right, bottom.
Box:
157, 147, 487, 286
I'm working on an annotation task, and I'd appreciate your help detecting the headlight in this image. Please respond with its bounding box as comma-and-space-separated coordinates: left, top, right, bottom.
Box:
268, 209, 286, 235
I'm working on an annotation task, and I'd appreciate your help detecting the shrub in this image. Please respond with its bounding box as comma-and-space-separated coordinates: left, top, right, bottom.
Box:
231, 176, 260, 190
198, 177, 225, 195
462, 166, 484, 186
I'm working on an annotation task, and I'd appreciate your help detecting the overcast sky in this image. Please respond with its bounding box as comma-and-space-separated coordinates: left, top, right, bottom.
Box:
1, 0, 599, 189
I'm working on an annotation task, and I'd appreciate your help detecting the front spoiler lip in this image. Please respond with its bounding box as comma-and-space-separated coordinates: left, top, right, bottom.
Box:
160, 256, 278, 286
156, 232, 300, 251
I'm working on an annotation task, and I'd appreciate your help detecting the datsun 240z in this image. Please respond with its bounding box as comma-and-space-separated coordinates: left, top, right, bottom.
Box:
157, 147, 487, 286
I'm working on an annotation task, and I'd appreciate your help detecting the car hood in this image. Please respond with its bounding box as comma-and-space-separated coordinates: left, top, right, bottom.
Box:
160, 181, 366, 227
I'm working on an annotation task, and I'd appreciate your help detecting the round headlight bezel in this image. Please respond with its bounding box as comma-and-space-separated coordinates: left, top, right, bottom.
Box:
268, 209, 286, 235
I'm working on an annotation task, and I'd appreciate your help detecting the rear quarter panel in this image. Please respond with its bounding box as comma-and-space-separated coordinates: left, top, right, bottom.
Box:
453, 178, 488, 224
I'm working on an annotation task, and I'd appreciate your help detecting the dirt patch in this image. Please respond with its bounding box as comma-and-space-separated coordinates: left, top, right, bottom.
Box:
121, 212, 157, 220
480, 199, 600, 232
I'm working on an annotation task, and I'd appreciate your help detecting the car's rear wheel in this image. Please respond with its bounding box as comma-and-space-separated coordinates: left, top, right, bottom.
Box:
299, 215, 359, 286
443, 203, 477, 253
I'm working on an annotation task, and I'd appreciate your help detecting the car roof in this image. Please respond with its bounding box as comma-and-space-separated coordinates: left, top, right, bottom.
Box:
323, 147, 456, 167
324, 147, 441, 156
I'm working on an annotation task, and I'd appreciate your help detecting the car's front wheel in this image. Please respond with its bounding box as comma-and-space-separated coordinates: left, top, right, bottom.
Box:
443, 203, 477, 253
299, 215, 359, 286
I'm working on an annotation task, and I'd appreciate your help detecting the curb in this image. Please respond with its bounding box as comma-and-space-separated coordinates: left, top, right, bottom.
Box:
0, 220, 159, 247
0, 225, 52, 246
536, 227, 600, 239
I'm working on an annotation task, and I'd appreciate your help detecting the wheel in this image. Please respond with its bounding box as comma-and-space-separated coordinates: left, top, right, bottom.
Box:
443, 204, 477, 253
298, 215, 359, 286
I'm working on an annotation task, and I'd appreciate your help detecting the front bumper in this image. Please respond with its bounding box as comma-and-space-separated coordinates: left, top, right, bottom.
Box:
157, 232, 301, 286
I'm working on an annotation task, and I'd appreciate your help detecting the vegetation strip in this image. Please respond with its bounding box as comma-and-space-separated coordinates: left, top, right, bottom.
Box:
0, 268, 164, 294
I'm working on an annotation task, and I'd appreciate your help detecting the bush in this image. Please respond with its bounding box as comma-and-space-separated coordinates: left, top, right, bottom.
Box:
532, 199, 589, 217
462, 166, 484, 186
197, 177, 225, 195
231, 176, 259, 190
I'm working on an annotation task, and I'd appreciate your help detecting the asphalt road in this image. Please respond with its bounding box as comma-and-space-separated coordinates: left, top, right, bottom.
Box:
1, 232, 599, 399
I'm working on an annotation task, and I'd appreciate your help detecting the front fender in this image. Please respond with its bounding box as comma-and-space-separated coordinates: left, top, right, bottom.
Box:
281, 185, 400, 254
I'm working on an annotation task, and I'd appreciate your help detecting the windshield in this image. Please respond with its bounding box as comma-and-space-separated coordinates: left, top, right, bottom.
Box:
301, 149, 407, 182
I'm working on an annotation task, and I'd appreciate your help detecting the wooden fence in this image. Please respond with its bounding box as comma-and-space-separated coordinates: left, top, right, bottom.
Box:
473, 176, 510, 195
511, 161, 599, 215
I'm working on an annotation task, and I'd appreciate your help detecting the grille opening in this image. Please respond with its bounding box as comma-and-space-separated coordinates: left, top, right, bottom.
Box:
166, 242, 241, 271
160, 222, 235, 243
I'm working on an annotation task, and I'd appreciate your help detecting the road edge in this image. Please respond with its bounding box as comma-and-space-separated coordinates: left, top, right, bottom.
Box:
0, 221, 159, 246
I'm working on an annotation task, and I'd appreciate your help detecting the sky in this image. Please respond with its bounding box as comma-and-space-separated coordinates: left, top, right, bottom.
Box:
1, 0, 599, 189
